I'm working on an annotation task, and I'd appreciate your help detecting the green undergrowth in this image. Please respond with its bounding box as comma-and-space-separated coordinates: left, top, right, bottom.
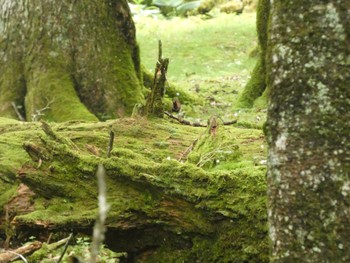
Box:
0, 117, 268, 262
136, 12, 265, 122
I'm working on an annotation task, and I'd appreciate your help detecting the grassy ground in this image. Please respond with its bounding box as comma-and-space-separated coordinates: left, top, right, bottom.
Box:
136, 12, 265, 124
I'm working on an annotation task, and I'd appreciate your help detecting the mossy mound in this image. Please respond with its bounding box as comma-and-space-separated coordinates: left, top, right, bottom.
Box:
0, 117, 268, 262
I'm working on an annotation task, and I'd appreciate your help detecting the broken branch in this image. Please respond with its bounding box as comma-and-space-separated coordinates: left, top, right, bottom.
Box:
0, 241, 42, 262
164, 112, 237, 127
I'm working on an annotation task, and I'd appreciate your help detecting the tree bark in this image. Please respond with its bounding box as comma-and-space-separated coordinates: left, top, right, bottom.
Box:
0, 0, 144, 122
0, 117, 268, 262
266, 0, 350, 261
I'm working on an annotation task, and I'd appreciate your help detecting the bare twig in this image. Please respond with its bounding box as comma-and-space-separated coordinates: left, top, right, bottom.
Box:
0, 241, 42, 262
164, 111, 207, 127
158, 39, 162, 62
11, 102, 25, 121
89, 164, 109, 263
7, 251, 28, 263
47, 233, 53, 244
57, 233, 73, 263
164, 111, 237, 127
31, 99, 54, 122
144, 40, 169, 117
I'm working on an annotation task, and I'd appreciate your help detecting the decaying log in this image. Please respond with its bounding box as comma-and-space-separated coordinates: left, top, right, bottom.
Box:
0, 241, 42, 262
0, 118, 268, 262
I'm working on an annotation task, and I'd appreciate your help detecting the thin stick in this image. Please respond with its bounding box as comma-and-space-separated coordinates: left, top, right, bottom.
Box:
11, 102, 25, 121
46, 233, 53, 244
89, 164, 109, 263
164, 111, 207, 127
0, 241, 42, 262
158, 40, 162, 62
57, 233, 73, 263
164, 112, 237, 127
107, 130, 114, 158
7, 251, 28, 263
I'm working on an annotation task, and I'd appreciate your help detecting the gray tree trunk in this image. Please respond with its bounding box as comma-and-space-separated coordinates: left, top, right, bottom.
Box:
266, 0, 350, 262
0, 0, 144, 122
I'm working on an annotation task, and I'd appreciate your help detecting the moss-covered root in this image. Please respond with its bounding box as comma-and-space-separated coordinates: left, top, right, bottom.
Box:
237, 0, 270, 108
25, 65, 98, 122
237, 57, 266, 108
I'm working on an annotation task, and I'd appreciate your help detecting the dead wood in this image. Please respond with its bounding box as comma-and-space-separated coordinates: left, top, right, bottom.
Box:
164, 111, 238, 127
0, 241, 42, 262
144, 40, 169, 117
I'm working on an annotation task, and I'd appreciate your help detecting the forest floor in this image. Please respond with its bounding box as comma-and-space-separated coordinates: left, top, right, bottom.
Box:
0, 11, 269, 263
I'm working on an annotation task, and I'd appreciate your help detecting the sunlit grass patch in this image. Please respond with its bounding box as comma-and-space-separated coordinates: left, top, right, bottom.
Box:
136, 12, 260, 120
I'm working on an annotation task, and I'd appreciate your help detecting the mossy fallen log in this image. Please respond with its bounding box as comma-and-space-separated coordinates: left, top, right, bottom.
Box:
0, 117, 268, 262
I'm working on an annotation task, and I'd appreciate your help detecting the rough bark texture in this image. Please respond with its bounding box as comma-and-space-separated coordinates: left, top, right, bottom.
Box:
0, 117, 268, 262
237, 0, 270, 108
0, 0, 144, 122
266, 0, 350, 261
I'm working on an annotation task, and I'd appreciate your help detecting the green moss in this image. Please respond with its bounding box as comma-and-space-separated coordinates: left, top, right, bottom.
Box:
0, 117, 268, 261
0, 185, 18, 213
237, 57, 266, 108
25, 65, 98, 122
187, 126, 242, 169
253, 86, 268, 108
237, 0, 270, 108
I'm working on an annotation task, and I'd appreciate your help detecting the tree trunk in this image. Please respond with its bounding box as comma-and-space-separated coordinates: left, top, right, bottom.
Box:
0, 117, 268, 262
0, 0, 144, 122
237, 0, 270, 108
266, 0, 350, 261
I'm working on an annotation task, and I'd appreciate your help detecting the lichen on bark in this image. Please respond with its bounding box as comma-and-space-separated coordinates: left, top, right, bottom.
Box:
266, 1, 350, 261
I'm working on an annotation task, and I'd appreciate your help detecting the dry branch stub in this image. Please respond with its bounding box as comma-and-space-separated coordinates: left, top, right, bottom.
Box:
144, 40, 169, 117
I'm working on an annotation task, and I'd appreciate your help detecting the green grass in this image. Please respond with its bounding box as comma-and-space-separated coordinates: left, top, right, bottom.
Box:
136, 12, 264, 122
137, 13, 257, 79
